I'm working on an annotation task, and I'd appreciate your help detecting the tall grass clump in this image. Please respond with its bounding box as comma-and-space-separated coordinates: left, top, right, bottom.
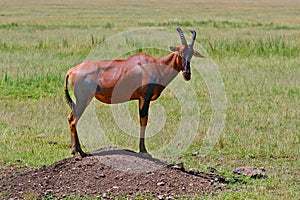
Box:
0, 74, 62, 99
205, 35, 300, 58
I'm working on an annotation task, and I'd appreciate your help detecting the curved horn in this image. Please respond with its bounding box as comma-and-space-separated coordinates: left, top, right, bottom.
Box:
189, 29, 196, 47
176, 27, 187, 45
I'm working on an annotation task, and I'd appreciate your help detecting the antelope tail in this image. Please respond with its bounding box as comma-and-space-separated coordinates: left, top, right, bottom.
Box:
64, 74, 74, 109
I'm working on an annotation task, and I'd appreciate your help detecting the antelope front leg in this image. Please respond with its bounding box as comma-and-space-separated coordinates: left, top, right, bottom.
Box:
139, 117, 148, 153
139, 96, 151, 154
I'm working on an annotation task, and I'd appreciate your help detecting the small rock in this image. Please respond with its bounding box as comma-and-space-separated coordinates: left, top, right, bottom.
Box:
175, 161, 183, 165
173, 161, 184, 170
99, 173, 105, 177
215, 177, 227, 183
95, 174, 105, 179
158, 195, 164, 200
157, 181, 165, 186
187, 168, 198, 175
233, 166, 267, 179
191, 151, 198, 156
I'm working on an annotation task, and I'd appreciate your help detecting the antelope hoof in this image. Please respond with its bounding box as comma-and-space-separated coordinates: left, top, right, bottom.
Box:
71, 150, 91, 158
80, 151, 92, 158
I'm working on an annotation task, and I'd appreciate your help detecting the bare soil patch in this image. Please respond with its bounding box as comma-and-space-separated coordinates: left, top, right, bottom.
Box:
1, 147, 225, 199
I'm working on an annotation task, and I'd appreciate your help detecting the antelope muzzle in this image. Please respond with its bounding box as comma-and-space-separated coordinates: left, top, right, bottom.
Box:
183, 61, 191, 81
183, 71, 191, 81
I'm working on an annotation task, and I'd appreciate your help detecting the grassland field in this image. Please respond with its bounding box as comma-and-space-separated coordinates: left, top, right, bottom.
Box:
0, 0, 299, 199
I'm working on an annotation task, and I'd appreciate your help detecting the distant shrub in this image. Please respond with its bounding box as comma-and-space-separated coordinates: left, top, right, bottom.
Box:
102, 22, 113, 29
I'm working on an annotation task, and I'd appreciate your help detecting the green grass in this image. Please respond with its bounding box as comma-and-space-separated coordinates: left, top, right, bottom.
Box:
0, 0, 299, 199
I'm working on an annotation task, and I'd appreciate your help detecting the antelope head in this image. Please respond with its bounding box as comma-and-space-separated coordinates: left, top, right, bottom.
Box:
170, 27, 205, 81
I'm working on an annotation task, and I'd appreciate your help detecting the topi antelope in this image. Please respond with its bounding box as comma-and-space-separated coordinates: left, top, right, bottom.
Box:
64, 27, 205, 157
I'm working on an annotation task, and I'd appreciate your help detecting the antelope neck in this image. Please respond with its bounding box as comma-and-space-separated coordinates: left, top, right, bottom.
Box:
158, 52, 184, 72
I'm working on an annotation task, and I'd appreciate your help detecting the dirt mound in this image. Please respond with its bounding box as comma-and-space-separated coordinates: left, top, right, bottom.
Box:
1, 147, 225, 199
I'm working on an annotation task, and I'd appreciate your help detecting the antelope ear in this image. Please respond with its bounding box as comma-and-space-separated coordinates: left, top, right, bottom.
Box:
194, 50, 205, 58
170, 46, 179, 52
